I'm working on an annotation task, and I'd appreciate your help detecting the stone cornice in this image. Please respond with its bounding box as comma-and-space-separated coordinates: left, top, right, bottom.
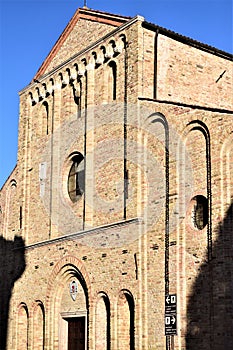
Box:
14, 217, 142, 250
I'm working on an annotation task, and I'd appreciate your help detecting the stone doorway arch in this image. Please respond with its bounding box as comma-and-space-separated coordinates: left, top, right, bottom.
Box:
46, 256, 91, 350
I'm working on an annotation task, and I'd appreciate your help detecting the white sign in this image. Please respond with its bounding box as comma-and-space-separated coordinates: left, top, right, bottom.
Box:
69, 280, 78, 301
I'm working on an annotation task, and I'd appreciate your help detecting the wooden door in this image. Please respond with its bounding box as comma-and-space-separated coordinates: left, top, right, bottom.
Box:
68, 317, 85, 350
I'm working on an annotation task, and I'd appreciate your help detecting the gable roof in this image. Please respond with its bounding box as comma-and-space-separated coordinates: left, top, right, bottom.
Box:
34, 7, 131, 79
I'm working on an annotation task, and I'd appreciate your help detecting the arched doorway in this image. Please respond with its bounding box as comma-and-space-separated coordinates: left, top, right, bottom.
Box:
46, 258, 90, 350
59, 274, 88, 350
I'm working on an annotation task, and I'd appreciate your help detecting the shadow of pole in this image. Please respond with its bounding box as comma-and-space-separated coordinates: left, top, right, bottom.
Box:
186, 203, 233, 349
0, 236, 26, 350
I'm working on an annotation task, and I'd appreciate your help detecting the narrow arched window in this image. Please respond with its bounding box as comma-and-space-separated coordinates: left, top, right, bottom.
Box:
108, 61, 117, 101
191, 195, 208, 230
68, 153, 84, 203
42, 101, 49, 135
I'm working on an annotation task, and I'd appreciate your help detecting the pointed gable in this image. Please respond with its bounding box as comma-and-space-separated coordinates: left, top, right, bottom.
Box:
34, 7, 131, 79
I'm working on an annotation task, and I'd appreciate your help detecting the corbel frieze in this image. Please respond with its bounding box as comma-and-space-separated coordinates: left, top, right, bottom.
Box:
28, 33, 127, 106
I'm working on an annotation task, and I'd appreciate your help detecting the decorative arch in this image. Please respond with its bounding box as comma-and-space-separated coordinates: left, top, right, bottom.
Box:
114, 36, 125, 54
95, 47, 105, 66
42, 83, 47, 98
95, 292, 110, 350
179, 120, 212, 348
29, 91, 36, 106
119, 33, 127, 47
35, 87, 40, 101
100, 45, 107, 61
146, 112, 169, 293
47, 78, 54, 96
3, 179, 17, 239
183, 120, 212, 258
108, 39, 116, 49
32, 300, 45, 350
16, 303, 29, 350
221, 133, 233, 216
77, 59, 86, 77
117, 289, 135, 350
66, 67, 71, 81
105, 42, 114, 59
58, 72, 68, 88
46, 256, 91, 350
68, 63, 83, 108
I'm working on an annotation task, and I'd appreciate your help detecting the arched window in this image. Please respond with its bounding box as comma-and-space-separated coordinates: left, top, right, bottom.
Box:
108, 61, 117, 101
191, 195, 208, 230
68, 153, 85, 202
42, 101, 49, 135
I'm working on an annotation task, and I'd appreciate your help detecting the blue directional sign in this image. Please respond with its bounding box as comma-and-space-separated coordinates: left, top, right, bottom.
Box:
165, 294, 177, 336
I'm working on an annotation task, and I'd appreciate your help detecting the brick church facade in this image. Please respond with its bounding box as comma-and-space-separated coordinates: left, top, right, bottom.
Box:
0, 6, 233, 350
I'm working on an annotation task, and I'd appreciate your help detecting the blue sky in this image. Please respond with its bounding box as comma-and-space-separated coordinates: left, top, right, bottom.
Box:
0, 0, 232, 188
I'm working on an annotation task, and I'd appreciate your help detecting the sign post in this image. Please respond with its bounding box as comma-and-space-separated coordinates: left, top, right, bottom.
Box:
165, 294, 177, 336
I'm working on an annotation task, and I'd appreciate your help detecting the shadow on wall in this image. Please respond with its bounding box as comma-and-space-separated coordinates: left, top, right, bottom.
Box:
0, 236, 25, 350
186, 203, 233, 350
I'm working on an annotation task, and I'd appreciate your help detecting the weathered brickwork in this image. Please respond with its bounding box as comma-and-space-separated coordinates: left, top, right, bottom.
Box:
156, 35, 233, 109
0, 6, 232, 350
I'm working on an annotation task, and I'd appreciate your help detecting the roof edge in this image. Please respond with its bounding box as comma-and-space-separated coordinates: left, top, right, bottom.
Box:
34, 7, 132, 80
79, 7, 132, 23
0, 164, 17, 192
20, 15, 141, 94
142, 21, 233, 61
